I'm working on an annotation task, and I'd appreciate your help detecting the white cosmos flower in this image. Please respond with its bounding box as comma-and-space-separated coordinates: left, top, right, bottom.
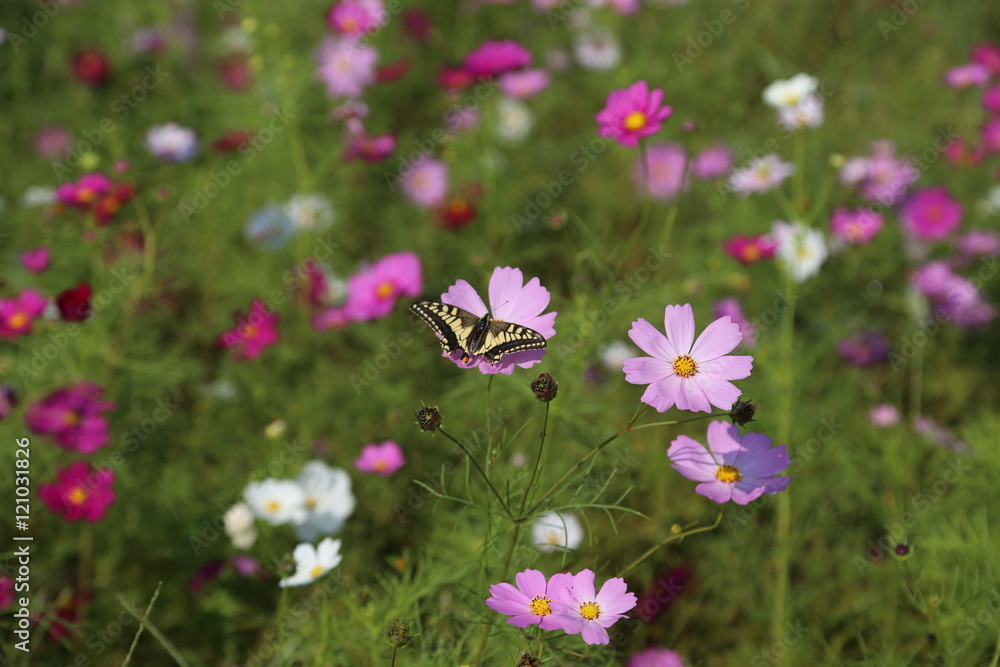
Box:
574, 29, 621, 71
284, 194, 335, 231
494, 98, 534, 146
762, 73, 819, 109
533, 511, 584, 552
771, 220, 828, 283
600, 340, 639, 373
295, 460, 356, 541
777, 94, 824, 131
224, 502, 258, 549
244, 479, 309, 526
279, 538, 343, 587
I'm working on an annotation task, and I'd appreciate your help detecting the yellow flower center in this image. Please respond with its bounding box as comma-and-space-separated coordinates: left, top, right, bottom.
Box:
341, 16, 358, 33
846, 221, 864, 241
265, 500, 281, 514
309, 565, 325, 579
9, 312, 30, 330
743, 245, 760, 262
375, 460, 388, 471
927, 204, 942, 221
68, 486, 89, 505
377, 282, 394, 299
579, 602, 601, 620
238, 324, 259, 339
716, 464, 741, 483
529, 596, 553, 616
672, 354, 697, 378
64, 411, 80, 426
78, 188, 96, 203
624, 111, 648, 131
306, 495, 318, 509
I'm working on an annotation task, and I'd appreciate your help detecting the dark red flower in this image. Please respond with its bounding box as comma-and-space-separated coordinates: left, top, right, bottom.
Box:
218, 57, 253, 92
56, 283, 93, 322
437, 65, 474, 92
439, 196, 477, 229
71, 48, 111, 86
402, 9, 432, 43
376, 57, 413, 84
212, 129, 255, 152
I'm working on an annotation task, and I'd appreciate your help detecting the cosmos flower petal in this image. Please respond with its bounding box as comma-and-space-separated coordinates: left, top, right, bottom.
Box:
729, 484, 768, 505
506, 613, 542, 628
691, 374, 743, 411
581, 622, 611, 645
515, 569, 547, 596
695, 479, 734, 503
690, 316, 743, 360
707, 421, 744, 462
568, 569, 597, 600
622, 356, 673, 385
442, 279, 488, 316
663, 304, 696, 352
627, 318, 677, 360
674, 377, 714, 413
667, 435, 720, 481
739, 445, 791, 478
640, 377, 682, 413
698, 355, 754, 381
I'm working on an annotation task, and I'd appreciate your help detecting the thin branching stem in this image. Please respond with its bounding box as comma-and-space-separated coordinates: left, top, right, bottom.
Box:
438, 426, 514, 521
618, 510, 724, 578
520, 402, 551, 515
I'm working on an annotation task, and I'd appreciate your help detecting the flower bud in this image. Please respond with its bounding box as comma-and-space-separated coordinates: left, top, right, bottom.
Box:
530, 373, 558, 402
414, 406, 441, 432
729, 400, 758, 427
517, 653, 541, 667
385, 619, 410, 648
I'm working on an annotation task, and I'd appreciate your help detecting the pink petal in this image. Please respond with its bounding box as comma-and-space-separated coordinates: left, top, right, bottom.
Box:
706, 421, 743, 464
690, 316, 743, 360
555, 613, 586, 635
505, 613, 541, 628
674, 377, 714, 413
729, 484, 767, 505
698, 354, 753, 382
567, 569, 596, 601
622, 356, 672, 385
667, 435, 718, 482
640, 376, 682, 412
739, 446, 791, 478
628, 318, 676, 360
663, 304, 695, 353
515, 569, 547, 597
691, 374, 742, 412
442, 279, 487, 316
581, 621, 610, 645
521, 310, 557, 339
695, 479, 734, 503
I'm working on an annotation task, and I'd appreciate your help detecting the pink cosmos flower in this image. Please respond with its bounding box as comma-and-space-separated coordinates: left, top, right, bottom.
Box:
634, 143, 687, 201
607, 0, 640, 14
39, 462, 116, 523
552, 569, 637, 645
486, 569, 576, 630
971, 43, 1000, 75
626, 648, 687, 667
837, 331, 890, 366
668, 420, 791, 505
942, 138, 984, 167
722, 234, 777, 264
623, 304, 753, 413
957, 229, 1000, 257
327, 0, 386, 39
944, 63, 992, 88
401, 158, 448, 208
899, 187, 963, 241
911, 261, 995, 328
691, 143, 733, 180
0, 290, 48, 340
24, 382, 115, 454
840, 141, 919, 206
983, 85, 1000, 114
596, 80, 673, 148
498, 69, 550, 99
982, 118, 1000, 153
57, 173, 113, 208
869, 404, 900, 428
438, 266, 557, 375
713, 298, 756, 348
462, 40, 532, 79
728, 154, 795, 196
35, 125, 73, 160
354, 441, 406, 475
343, 251, 423, 321
315, 35, 378, 99
218, 299, 280, 360
342, 130, 396, 162
829, 207, 883, 245
913, 416, 968, 454
21, 247, 51, 273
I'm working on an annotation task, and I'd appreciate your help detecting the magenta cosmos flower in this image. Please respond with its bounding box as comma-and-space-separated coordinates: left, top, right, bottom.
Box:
39, 461, 116, 523
354, 441, 406, 475
0, 289, 48, 340
462, 40, 532, 79
327, 0, 386, 39
486, 569, 576, 630
552, 569, 637, 645
25, 383, 115, 454
439, 266, 557, 375
667, 420, 791, 505
344, 251, 422, 321
899, 187, 963, 241
829, 207, 883, 245
218, 299, 280, 360
21, 247, 51, 273
623, 304, 753, 413
596, 80, 673, 148
627, 648, 687, 667
722, 234, 777, 265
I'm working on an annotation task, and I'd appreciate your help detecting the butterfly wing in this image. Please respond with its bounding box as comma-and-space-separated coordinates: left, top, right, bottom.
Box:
410, 301, 482, 359
475, 320, 547, 364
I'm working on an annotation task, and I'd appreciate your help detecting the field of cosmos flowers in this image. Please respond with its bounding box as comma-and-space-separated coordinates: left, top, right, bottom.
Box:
2, 0, 1000, 665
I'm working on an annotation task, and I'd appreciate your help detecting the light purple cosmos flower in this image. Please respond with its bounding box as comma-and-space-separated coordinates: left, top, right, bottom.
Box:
552, 569, 637, 645
713, 298, 756, 348
25, 382, 115, 454
728, 154, 795, 197
354, 441, 406, 475
626, 647, 688, 667
623, 304, 753, 413
634, 143, 687, 201
691, 143, 733, 180
400, 158, 448, 208
145, 123, 198, 162
439, 266, 557, 375
485, 569, 575, 630
327, 0, 386, 40
667, 420, 791, 505
498, 69, 550, 99
869, 404, 900, 428
944, 63, 992, 88
315, 35, 378, 99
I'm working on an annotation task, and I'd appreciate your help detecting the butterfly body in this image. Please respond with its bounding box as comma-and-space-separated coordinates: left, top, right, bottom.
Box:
410, 301, 547, 365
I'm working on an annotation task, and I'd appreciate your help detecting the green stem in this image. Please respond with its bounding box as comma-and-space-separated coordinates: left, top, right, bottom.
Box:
909, 342, 923, 419
473, 523, 522, 665
657, 148, 690, 251
438, 426, 514, 520
520, 402, 551, 515
793, 130, 806, 210
618, 510, 723, 578
617, 140, 652, 277
120, 582, 163, 667
391, 647, 398, 667
770, 280, 797, 662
